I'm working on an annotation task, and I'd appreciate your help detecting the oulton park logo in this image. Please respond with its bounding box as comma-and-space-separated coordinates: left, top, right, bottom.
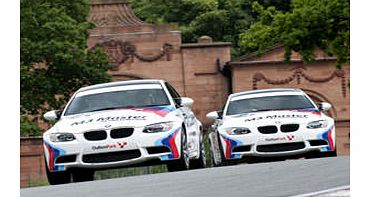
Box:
92, 141, 128, 151
265, 135, 295, 142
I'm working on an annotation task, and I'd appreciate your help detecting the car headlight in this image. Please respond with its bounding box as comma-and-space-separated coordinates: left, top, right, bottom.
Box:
143, 122, 174, 133
226, 127, 251, 135
307, 120, 329, 129
50, 133, 76, 142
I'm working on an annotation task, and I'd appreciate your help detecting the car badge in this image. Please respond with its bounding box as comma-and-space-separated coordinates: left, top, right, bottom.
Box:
105, 124, 111, 128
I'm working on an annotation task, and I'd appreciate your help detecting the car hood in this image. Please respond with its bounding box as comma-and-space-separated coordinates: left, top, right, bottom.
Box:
221, 109, 330, 128
50, 106, 178, 134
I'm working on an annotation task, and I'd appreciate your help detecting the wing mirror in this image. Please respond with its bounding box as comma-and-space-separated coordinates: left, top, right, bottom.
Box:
44, 110, 62, 121
206, 111, 220, 120
180, 97, 194, 107
319, 102, 331, 111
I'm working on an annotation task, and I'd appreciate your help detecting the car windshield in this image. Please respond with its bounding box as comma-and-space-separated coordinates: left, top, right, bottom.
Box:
64, 88, 170, 115
226, 95, 315, 116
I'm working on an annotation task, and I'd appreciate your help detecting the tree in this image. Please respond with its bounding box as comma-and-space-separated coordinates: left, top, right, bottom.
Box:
132, 0, 258, 57
239, 0, 349, 67
21, 0, 111, 134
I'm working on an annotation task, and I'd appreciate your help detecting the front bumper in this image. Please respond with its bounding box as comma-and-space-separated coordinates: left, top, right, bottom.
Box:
44, 127, 182, 172
219, 126, 336, 160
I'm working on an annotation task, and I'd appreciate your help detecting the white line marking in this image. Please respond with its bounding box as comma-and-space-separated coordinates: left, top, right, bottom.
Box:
289, 185, 350, 197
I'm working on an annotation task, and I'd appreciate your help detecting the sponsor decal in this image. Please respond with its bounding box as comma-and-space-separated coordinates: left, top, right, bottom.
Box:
264, 135, 295, 141
286, 135, 295, 141
245, 114, 308, 122
70, 105, 175, 126
265, 137, 286, 142
92, 141, 128, 151
71, 115, 147, 126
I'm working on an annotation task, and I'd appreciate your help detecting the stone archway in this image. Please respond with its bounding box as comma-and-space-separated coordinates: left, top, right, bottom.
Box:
301, 88, 337, 118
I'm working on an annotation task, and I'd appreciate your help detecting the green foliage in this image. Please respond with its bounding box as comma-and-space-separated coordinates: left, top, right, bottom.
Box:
20, 118, 42, 137
21, 0, 111, 120
132, 0, 262, 57
239, 0, 349, 67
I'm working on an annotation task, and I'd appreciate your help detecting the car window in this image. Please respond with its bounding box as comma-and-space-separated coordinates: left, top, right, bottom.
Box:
226, 95, 315, 115
64, 88, 170, 115
165, 82, 181, 106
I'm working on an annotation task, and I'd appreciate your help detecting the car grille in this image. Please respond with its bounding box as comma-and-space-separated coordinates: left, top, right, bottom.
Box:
84, 130, 107, 141
258, 126, 278, 134
257, 142, 305, 152
280, 124, 299, 132
110, 128, 134, 139
82, 150, 141, 163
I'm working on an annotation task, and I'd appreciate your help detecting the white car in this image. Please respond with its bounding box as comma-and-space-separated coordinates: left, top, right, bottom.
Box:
43, 80, 206, 184
206, 88, 336, 166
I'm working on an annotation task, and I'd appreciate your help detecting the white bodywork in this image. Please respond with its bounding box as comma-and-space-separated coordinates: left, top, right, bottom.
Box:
43, 80, 203, 172
207, 89, 336, 163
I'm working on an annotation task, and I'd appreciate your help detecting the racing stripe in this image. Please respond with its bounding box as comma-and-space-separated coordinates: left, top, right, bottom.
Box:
155, 128, 181, 160
134, 105, 176, 117
318, 126, 335, 151
44, 142, 66, 171
220, 134, 242, 160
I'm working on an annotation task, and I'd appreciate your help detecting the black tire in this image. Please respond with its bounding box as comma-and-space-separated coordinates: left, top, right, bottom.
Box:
72, 169, 95, 182
167, 127, 190, 172
44, 159, 71, 185
190, 139, 206, 169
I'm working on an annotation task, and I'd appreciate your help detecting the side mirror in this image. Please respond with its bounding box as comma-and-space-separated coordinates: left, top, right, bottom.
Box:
180, 97, 194, 107
44, 110, 61, 121
206, 111, 220, 120
319, 102, 331, 111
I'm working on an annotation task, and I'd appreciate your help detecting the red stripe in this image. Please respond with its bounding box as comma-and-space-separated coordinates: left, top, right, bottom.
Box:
222, 136, 231, 159
328, 128, 334, 150
45, 143, 54, 171
169, 130, 180, 158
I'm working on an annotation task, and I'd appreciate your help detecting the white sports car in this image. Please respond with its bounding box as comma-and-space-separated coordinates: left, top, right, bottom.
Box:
207, 88, 336, 165
43, 80, 206, 184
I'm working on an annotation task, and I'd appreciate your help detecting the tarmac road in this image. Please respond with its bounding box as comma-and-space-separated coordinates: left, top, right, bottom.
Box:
21, 156, 349, 197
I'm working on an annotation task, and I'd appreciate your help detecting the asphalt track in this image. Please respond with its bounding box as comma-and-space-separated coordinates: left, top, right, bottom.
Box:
21, 156, 349, 197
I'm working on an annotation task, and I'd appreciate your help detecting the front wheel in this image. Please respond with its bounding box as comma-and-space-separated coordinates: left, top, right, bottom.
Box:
190, 139, 206, 169
167, 127, 190, 172
44, 160, 71, 185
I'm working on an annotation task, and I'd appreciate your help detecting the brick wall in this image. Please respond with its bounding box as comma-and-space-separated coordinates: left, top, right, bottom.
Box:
20, 137, 46, 187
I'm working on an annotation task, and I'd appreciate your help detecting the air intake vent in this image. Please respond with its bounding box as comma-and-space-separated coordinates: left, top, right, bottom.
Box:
82, 150, 141, 163
84, 130, 107, 141
257, 142, 305, 152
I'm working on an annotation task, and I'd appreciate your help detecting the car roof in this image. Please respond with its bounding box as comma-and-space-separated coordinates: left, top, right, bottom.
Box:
230, 88, 304, 99
77, 79, 164, 93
